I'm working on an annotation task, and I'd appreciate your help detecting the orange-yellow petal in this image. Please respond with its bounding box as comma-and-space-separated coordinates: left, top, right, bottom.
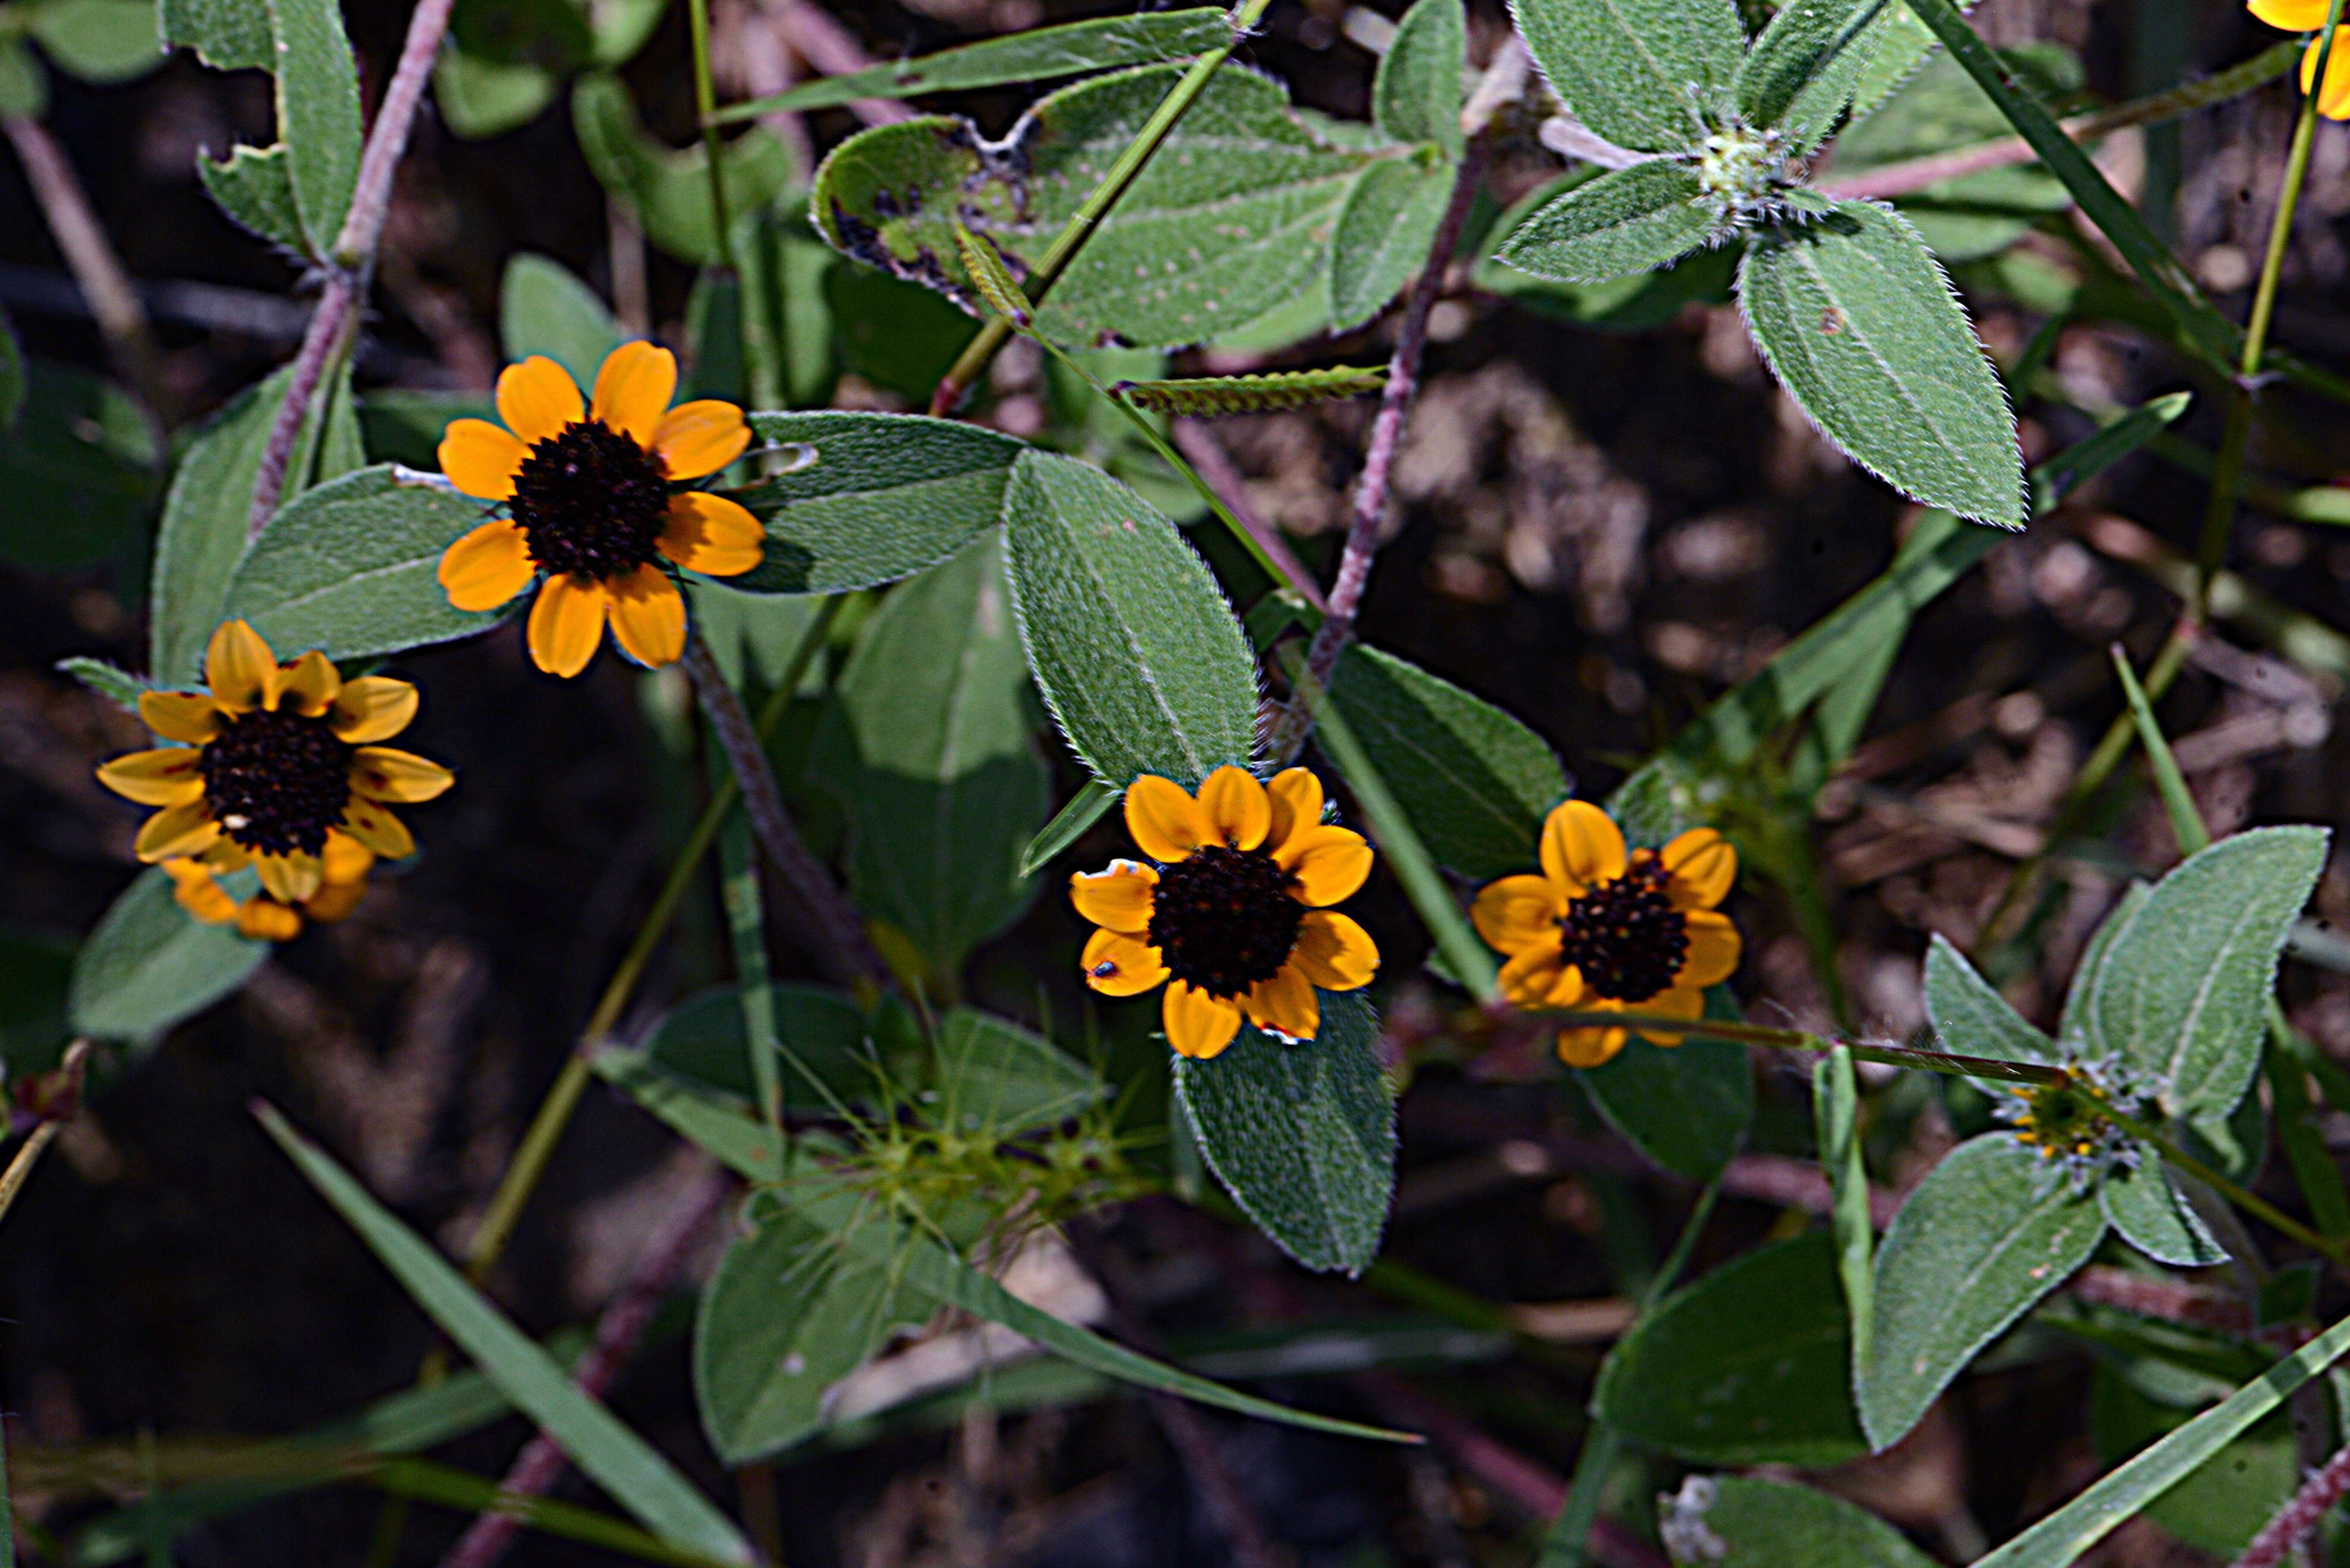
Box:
350, 746, 455, 804
1662, 828, 1737, 910
341, 797, 416, 859
439, 519, 537, 613
1071, 860, 1158, 933
1280, 825, 1374, 907
328, 677, 420, 744
1676, 908, 1742, 989
255, 850, 323, 904
319, 828, 375, 885
605, 565, 687, 669
527, 575, 609, 678
97, 747, 205, 806
589, 341, 677, 450
1264, 766, 1324, 854
1539, 800, 1625, 895
2304, 27, 2350, 117
1472, 873, 1564, 955
2253, 0, 2331, 28
1498, 937, 1572, 1007
657, 492, 764, 577
301, 878, 367, 924
1291, 910, 1378, 992
1195, 765, 1270, 851
496, 354, 584, 446
1243, 964, 1319, 1042
238, 898, 304, 942
163, 858, 239, 924
652, 400, 751, 481
135, 797, 220, 860
1124, 775, 1207, 863
275, 650, 342, 717
438, 418, 528, 502
204, 619, 278, 713
1081, 926, 1169, 996
1629, 982, 1706, 1046
1557, 1016, 1630, 1069
1163, 981, 1243, 1060
139, 690, 224, 744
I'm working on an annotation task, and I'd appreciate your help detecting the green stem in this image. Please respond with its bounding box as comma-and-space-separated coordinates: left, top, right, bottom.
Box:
2100, 1102, 2350, 1268
685, 0, 737, 277
928, 0, 1275, 414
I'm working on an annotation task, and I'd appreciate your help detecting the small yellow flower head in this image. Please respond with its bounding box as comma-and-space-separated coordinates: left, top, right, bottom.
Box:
94, 620, 453, 943
1472, 800, 1742, 1069
1070, 765, 1380, 1060
2249, 3, 2350, 118
434, 342, 763, 678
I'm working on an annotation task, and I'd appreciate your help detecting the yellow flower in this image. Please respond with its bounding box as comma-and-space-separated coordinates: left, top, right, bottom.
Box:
1071, 765, 1380, 1060
1471, 800, 1741, 1069
2249, 3, 2350, 118
434, 342, 763, 678
95, 620, 453, 942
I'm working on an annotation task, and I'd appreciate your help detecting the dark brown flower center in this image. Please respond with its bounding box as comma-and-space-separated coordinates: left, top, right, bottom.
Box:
1558, 850, 1688, 1003
510, 419, 669, 580
198, 705, 354, 857
1147, 845, 1305, 1000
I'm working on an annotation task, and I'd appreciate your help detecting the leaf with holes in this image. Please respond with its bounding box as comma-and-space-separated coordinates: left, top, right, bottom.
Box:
265, 0, 362, 256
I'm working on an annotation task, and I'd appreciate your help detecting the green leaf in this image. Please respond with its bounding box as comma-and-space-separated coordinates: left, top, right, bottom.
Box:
1923, 933, 2048, 1062
22, 0, 162, 82
732, 411, 1024, 594
2078, 827, 2327, 1120
1111, 367, 1385, 416
56, 655, 146, 711
817, 534, 1047, 977
931, 1008, 1105, 1138
1479, 174, 1739, 329
2058, 880, 2147, 1047
357, 389, 494, 469
572, 73, 791, 266
431, 45, 557, 139
0, 38, 45, 116
159, 0, 269, 71
265, 0, 363, 257
1323, 646, 1567, 881
1857, 1132, 2105, 1450
1594, 1232, 1865, 1465
694, 1187, 937, 1463
1738, 200, 2024, 528
2090, 1363, 2294, 1561
2101, 1157, 2226, 1268
1663, 1475, 1940, 1568
198, 142, 310, 255
1579, 999, 1753, 1181
1172, 989, 1395, 1276
716, 8, 1234, 120
67, 868, 266, 1042
1000, 449, 1259, 789
684, 581, 825, 691
812, 63, 1374, 350
1373, 0, 1465, 156
1735, 0, 1896, 153
1814, 1045, 1873, 1375
1328, 157, 1453, 330
644, 982, 874, 1115
1497, 159, 1722, 286
1020, 780, 1118, 876
500, 252, 623, 392
594, 1046, 785, 1180
0, 360, 158, 570
1505, 0, 1740, 153
223, 465, 513, 662
252, 1103, 759, 1564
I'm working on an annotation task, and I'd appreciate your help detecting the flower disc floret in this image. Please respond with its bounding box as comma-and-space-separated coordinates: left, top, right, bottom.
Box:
1988, 1048, 2154, 1191
198, 705, 356, 857
509, 419, 671, 579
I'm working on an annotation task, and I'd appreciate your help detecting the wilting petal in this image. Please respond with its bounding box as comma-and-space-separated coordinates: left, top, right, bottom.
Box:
1244, 964, 1320, 1042
328, 677, 420, 743
1539, 800, 1625, 894
1661, 828, 1737, 910
1124, 775, 1205, 863
1472, 873, 1563, 955
255, 850, 322, 904
1291, 910, 1378, 991
496, 354, 583, 446
97, 747, 205, 806
1162, 981, 1242, 1060
437, 418, 528, 502
1497, 938, 1570, 1007
1677, 909, 1742, 989
652, 400, 751, 480
238, 898, 304, 942
605, 565, 687, 669
351, 746, 455, 803
1264, 767, 1324, 854
341, 797, 415, 859
657, 492, 764, 576
526, 575, 608, 678
276, 650, 342, 717
163, 859, 239, 924
1070, 860, 1158, 934
139, 690, 224, 744
134, 796, 219, 860
589, 341, 677, 449
1630, 982, 1706, 1045
1081, 927, 1168, 996
2252, 0, 2331, 28
204, 619, 278, 713
439, 520, 536, 612
1195, 765, 1270, 851
1280, 826, 1373, 907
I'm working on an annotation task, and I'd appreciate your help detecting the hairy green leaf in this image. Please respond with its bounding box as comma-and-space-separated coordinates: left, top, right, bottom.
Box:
1924, 934, 2048, 1063
1001, 449, 1259, 788
1373, 0, 1465, 156
1666, 1475, 1941, 1568
1739, 200, 2024, 528
1498, 159, 1722, 285
265, 0, 363, 256
500, 252, 623, 392
55, 656, 145, 711
1020, 780, 1119, 876
1174, 989, 1395, 1276
1329, 156, 1453, 329
1737, 0, 1897, 153
159, 0, 269, 71
1505, 0, 1740, 153
67, 868, 265, 1041
2101, 1157, 2226, 1268
1579, 997, 1753, 1180
198, 143, 309, 255
24, 0, 164, 83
